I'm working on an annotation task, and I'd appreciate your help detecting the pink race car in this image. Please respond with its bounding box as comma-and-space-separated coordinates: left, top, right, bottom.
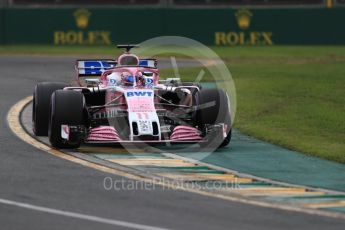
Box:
32, 45, 231, 149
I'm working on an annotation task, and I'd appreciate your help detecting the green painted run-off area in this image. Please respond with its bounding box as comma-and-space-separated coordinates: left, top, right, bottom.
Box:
175, 130, 345, 192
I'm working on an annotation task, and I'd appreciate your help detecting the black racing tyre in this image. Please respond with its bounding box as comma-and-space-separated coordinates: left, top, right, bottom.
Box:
196, 88, 232, 148
32, 82, 68, 136
49, 90, 85, 149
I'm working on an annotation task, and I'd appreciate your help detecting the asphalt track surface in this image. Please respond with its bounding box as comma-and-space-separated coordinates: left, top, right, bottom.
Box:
1, 56, 344, 230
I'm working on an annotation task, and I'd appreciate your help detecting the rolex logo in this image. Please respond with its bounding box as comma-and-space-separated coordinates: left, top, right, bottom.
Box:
235, 9, 252, 30
74, 9, 91, 29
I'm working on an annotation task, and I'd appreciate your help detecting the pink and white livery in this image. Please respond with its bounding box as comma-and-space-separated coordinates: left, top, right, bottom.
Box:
32, 44, 231, 149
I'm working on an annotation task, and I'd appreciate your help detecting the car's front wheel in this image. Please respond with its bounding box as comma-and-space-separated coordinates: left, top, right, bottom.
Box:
32, 82, 68, 136
49, 90, 85, 149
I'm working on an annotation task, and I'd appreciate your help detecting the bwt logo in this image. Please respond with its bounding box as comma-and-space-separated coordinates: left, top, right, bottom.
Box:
127, 92, 153, 97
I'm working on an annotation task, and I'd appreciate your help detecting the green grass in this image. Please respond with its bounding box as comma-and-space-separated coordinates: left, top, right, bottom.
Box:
1, 45, 344, 163
231, 60, 345, 163
162, 46, 345, 163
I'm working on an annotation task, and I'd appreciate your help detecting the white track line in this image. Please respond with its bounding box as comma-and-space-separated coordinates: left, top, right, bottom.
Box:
0, 198, 169, 230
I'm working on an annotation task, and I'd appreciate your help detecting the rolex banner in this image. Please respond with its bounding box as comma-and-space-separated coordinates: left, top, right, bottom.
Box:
0, 7, 345, 45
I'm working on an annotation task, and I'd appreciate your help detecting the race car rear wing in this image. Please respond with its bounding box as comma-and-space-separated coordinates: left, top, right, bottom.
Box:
76, 59, 157, 77
76, 60, 116, 77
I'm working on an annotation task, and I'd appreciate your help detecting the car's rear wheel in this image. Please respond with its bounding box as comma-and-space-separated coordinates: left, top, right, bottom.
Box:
32, 82, 68, 136
49, 90, 85, 149
195, 88, 231, 148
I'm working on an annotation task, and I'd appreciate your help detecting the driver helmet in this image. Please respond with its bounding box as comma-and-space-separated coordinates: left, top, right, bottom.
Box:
121, 72, 135, 86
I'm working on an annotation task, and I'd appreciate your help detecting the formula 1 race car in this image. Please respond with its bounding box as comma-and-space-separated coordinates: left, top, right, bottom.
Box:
32, 45, 231, 149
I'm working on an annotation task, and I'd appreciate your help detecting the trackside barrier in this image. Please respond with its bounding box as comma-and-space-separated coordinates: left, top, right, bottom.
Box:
0, 8, 3, 44
0, 7, 344, 45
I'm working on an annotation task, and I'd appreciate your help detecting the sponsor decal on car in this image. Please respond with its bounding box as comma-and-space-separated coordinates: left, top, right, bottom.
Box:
126, 91, 153, 97
145, 77, 154, 87
138, 120, 153, 135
